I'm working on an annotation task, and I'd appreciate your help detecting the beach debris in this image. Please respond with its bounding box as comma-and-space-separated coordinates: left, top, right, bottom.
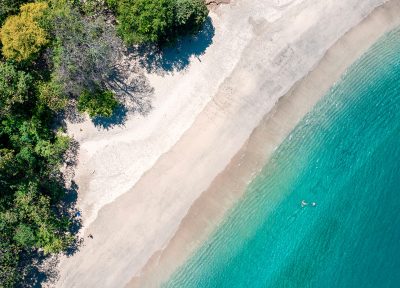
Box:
88, 234, 93, 239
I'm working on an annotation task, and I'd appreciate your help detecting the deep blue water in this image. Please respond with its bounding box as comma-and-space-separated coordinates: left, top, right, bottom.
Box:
164, 28, 400, 288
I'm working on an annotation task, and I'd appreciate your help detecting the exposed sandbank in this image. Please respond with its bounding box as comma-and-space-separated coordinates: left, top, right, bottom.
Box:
56, 0, 400, 287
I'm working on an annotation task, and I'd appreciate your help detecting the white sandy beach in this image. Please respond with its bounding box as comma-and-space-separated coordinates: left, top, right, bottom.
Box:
57, 0, 400, 287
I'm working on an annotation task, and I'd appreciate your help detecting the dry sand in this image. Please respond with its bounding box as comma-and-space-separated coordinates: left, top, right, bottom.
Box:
57, 0, 400, 287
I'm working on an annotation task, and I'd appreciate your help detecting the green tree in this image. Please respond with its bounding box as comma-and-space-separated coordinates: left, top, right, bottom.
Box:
14, 224, 36, 248
117, 0, 176, 44
115, 0, 209, 45
105, 0, 119, 12
0, 62, 33, 115
13, 183, 73, 253
35, 133, 70, 167
175, 0, 208, 34
37, 81, 68, 112
0, 2, 85, 286
0, 61, 75, 286
0, 149, 16, 185
78, 89, 118, 117
0, 243, 20, 287
0, 0, 29, 25
0, 2, 49, 62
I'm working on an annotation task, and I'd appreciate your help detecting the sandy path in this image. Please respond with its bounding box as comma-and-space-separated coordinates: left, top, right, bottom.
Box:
57, 0, 396, 287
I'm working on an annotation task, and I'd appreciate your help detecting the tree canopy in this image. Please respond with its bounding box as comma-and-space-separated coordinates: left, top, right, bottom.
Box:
175, 0, 209, 34
78, 89, 118, 118
0, 0, 29, 25
117, 0, 175, 44
51, 8, 122, 97
0, 60, 73, 286
114, 0, 209, 45
0, 62, 33, 115
0, 2, 49, 62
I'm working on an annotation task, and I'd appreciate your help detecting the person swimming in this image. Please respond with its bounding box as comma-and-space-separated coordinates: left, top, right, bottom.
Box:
301, 200, 317, 207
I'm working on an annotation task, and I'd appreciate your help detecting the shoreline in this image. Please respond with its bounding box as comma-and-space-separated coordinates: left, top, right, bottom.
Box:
55, 0, 400, 287
128, 1, 400, 286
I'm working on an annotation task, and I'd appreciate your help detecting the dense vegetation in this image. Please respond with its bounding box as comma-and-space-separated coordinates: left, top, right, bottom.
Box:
0, 3, 73, 285
0, 0, 30, 24
110, 0, 208, 44
0, 0, 208, 286
78, 89, 118, 117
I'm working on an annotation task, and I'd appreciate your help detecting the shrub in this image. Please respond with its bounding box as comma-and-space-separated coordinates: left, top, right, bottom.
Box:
0, 2, 49, 62
77, 89, 118, 118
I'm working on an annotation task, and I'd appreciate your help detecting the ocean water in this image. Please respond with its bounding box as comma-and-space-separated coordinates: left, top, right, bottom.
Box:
164, 28, 400, 288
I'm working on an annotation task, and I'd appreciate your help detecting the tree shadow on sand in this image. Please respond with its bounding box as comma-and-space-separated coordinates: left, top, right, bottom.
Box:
57, 62, 154, 131
18, 139, 84, 287
133, 17, 215, 75
63, 18, 215, 130
18, 184, 83, 288
91, 105, 128, 129
18, 182, 83, 288
17, 252, 60, 288
97, 51, 156, 130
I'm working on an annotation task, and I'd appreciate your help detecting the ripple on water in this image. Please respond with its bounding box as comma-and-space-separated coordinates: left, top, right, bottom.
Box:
164, 28, 400, 288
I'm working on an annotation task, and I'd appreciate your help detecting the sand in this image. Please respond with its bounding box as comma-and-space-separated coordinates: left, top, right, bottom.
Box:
56, 0, 400, 287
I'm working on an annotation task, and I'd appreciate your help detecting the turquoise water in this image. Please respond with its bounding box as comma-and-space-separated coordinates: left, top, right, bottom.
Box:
164, 28, 400, 288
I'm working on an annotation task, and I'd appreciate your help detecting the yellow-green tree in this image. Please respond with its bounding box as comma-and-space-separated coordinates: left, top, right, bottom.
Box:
0, 2, 48, 62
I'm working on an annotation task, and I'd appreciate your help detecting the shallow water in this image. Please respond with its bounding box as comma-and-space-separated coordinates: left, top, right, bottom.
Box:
164, 28, 400, 288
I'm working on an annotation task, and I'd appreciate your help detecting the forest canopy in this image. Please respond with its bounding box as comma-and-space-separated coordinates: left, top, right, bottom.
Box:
111, 0, 209, 44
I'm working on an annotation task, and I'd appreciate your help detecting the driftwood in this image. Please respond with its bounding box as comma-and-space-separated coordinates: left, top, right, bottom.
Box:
205, 0, 231, 8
